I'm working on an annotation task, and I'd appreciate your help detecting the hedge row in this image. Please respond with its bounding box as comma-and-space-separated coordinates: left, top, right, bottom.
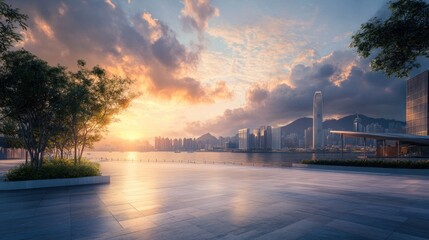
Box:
301, 159, 429, 169
5, 159, 101, 181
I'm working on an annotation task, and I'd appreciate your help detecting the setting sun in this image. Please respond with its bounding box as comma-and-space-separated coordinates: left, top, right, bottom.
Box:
118, 132, 142, 141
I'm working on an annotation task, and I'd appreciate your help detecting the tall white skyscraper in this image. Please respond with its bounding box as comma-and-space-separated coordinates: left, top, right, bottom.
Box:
313, 91, 323, 149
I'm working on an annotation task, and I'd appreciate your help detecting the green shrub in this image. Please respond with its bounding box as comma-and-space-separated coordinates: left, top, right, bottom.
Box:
5, 158, 101, 181
301, 159, 429, 169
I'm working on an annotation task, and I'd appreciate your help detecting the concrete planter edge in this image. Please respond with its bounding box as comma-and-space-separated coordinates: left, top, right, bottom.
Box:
0, 175, 110, 190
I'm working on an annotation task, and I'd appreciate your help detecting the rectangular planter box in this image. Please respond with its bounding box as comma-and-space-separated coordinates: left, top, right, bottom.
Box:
0, 176, 110, 190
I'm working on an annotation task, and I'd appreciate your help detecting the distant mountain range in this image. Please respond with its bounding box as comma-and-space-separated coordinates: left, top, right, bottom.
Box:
196, 132, 218, 144
194, 114, 405, 140
280, 114, 405, 137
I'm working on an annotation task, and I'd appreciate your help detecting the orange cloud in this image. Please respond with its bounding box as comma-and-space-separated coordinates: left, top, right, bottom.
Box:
141, 12, 162, 43
210, 81, 233, 100
13, 0, 229, 105
180, 0, 219, 37
105, 0, 116, 9
34, 17, 55, 39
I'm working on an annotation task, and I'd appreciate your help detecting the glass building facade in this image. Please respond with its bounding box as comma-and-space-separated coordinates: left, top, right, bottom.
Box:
271, 127, 281, 150
259, 126, 272, 150
406, 71, 429, 135
238, 128, 250, 150
313, 91, 323, 149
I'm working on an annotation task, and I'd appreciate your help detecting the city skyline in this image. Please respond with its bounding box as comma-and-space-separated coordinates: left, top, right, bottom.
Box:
8, 0, 429, 142
94, 113, 404, 152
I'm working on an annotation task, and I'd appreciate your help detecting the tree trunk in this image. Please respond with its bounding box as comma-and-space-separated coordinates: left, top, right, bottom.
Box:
74, 141, 78, 164
78, 128, 89, 163
72, 115, 78, 164
39, 150, 43, 168
78, 144, 85, 163
29, 150, 35, 167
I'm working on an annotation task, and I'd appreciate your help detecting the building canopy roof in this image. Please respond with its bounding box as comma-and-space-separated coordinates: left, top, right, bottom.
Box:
330, 131, 429, 146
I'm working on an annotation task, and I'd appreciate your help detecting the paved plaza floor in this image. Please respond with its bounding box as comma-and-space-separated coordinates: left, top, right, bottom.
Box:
0, 160, 429, 239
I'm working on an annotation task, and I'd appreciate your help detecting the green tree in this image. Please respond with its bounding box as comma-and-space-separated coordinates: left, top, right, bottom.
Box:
0, 50, 68, 168
67, 60, 136, 163
0, 0, 27, 54
350, 0, 429, 78
48, 117, 74, 159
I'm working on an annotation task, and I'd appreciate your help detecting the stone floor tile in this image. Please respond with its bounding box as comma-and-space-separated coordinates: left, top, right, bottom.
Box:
387, 232, 429, 240
0, 161, 428, 239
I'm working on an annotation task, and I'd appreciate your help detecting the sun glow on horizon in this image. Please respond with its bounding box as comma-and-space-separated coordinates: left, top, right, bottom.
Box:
118, 132, 143, 141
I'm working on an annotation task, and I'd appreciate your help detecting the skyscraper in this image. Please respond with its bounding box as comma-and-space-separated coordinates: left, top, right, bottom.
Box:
304, 127, 313, 149
271, 127, 281, 150
253, 129, 260, 149
354, 114, 363, 132
406, 70, 429, 135
313, 91, 323, 149
354, 114, 363, 146
238, 128, 250, 150
259, 126, 272, 150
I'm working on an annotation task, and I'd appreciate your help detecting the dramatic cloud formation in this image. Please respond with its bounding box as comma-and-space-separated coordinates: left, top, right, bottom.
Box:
12, 0, 229, 103
180, 0, 219, 37
185, 50, 412, 136
7, 0, 413, 140
183, 0, 427, 137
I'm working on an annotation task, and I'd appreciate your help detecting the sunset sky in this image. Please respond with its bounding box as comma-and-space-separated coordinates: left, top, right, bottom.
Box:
9, 0, 429, 141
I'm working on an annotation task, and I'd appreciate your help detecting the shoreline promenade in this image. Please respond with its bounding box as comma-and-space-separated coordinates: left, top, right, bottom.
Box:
0, 161, 428, 239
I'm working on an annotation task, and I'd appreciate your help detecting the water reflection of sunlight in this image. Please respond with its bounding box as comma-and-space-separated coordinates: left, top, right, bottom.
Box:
126, 151, 138, 161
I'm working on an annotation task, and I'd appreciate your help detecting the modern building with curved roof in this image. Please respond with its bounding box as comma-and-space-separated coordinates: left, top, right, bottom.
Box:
330, 131, 429, 146
330, 130, 429, 157
330, 71, 429, 157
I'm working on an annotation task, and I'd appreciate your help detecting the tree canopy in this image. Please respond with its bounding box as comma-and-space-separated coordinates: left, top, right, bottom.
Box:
0, 50, 68, 167
350, 0, 429, 78
0, 0, 27, 54
66, 60, 136, 163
